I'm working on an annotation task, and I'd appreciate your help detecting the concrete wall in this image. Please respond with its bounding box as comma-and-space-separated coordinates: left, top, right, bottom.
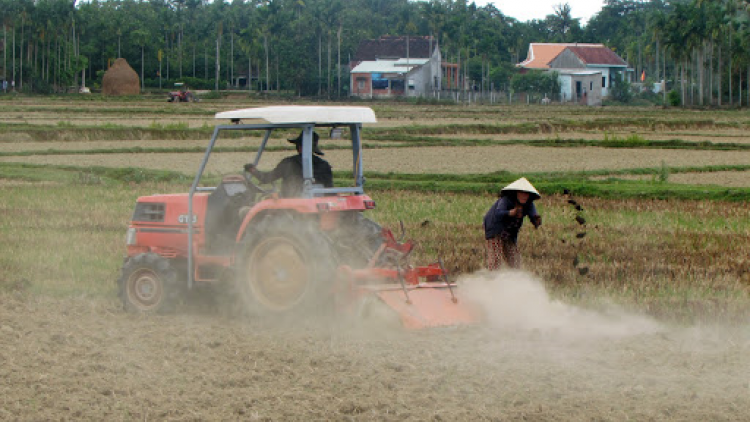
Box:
559, 75, 574, 102
430, 45, 442, 92
589, 66, 616, 97
575, 74, 602, 106
557, 73, 602, 106
407, 64, 432, 97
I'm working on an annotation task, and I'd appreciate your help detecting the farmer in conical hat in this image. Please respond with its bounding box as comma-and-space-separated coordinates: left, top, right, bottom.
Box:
483, 177, 542, 270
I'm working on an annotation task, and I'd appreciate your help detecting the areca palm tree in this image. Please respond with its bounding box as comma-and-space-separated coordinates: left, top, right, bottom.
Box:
552, 3, 575, 41
662, 2, 695, 106
649, 9, 669, 103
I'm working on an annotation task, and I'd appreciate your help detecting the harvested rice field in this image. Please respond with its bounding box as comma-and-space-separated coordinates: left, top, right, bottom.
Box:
3, 98, 750, 421
0, 137, 396, 153
442, 131, 750, 144
2, 98, 750, 186
593, 170, 750, 188
3, 145, 750, 180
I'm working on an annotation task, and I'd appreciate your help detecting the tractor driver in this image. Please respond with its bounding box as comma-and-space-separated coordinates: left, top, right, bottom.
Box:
244, 131, 333, 198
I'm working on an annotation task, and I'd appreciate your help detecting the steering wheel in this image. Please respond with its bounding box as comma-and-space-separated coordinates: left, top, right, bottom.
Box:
243, 170, 278, 197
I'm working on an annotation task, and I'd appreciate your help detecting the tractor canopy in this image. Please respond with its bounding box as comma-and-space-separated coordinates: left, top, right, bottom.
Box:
210, 106, 377, 199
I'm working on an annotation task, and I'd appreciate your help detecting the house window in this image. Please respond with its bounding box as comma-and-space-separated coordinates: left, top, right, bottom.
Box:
357, 78, 366, 90
602, 77, 606, 88
590, 81, 593, 91
371, 79, 389, 90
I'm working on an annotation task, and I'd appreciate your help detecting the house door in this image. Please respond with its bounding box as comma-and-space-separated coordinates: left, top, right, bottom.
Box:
575, 81, 582, 100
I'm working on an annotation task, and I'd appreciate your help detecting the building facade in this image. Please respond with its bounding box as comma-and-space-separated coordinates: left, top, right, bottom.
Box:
519, 43, 632, 104
350, 36, 442, 99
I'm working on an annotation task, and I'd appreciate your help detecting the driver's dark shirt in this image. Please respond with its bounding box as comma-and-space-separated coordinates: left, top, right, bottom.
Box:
254, 154, 333, 197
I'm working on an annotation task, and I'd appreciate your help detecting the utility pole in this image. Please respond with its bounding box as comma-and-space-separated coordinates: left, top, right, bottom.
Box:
337, 24, 342, 97
216, 22, 222, 91
158, 49, 163, 89
12, 26, 15, 91
3, 24, 6, 90
215, 36, 220, 91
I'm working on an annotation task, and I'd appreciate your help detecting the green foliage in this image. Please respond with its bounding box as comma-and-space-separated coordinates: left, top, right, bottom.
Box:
489, 64, 515, 90
658, 160, 670, 183
170, 77, 217, 91
610, 79, 633, 104
667, 90, 681, 107
510, 71, 561, 97
29, 78, 56, 95
199, 91, 224, 100
0, 163, 189, 185
75, 171, 104, 185
404, 96, 456, 106
148, 121, 190, 130
2, 0, 748, 106
602, 131, 648, 147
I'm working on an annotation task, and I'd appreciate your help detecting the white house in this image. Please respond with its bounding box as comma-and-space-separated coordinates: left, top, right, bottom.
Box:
518, 43, 632, 102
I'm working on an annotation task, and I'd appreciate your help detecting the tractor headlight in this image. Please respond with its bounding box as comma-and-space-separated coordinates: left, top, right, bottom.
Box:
126, 227, 138, 245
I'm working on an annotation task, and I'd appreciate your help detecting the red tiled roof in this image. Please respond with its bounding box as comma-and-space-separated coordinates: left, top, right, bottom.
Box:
518, 43, 629, 69
519, 44, 572, 69
353, 36, 435, 61
567, 46, 628, 66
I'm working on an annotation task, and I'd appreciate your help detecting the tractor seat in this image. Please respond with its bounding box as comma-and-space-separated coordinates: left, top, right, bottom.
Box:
205, 175, 255, 253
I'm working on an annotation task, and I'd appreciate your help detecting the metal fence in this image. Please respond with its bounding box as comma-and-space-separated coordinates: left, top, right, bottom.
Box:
421, 90, 564, 105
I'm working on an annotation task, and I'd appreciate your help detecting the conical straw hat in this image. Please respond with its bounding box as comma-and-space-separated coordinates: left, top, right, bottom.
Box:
500, 177, 541, 200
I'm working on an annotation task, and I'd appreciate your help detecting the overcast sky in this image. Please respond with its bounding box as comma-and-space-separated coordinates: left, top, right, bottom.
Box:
473, 0, 606, 24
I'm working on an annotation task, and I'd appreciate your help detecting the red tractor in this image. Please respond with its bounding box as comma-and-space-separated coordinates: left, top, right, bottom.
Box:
167, 83, 197, 102
119, 106, 478, 328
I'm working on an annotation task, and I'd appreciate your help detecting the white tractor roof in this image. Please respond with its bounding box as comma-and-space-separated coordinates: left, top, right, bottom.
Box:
215, 106, 377, 125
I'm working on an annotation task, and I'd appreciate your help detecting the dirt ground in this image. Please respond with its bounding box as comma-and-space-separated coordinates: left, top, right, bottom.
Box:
2, 271, 749, 421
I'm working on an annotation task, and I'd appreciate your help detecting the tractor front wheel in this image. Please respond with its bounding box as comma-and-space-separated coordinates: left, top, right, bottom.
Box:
118, 253, 182, 313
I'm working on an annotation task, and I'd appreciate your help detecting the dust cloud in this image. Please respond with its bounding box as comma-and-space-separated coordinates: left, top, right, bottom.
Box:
460, 269, 663, 340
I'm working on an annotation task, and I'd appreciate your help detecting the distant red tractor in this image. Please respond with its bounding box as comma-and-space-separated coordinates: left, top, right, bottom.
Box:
119, 106, 478, 328
167, 83, 197, 102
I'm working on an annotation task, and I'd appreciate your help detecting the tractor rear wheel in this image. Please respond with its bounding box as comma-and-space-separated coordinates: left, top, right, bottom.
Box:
240, 220, 335, 315
332, 213, 384, 268
118, 253, 182, 313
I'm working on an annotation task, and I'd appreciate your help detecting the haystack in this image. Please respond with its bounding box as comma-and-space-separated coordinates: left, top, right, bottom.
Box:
102, 58, 140, 95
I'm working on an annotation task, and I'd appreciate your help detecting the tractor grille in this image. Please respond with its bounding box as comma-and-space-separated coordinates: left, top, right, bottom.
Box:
132, 202, 165, 222
155, 247, 178, 259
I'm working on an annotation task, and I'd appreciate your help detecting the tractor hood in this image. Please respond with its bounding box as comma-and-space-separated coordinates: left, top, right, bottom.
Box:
131, 193, 208, 227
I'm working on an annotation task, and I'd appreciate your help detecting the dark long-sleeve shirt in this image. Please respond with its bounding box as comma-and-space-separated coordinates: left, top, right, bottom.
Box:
483, 196, 539, 242
254, 154, 333, 198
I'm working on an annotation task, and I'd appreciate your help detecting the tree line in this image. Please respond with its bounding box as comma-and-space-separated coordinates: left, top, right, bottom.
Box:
1, 0, 749, 105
